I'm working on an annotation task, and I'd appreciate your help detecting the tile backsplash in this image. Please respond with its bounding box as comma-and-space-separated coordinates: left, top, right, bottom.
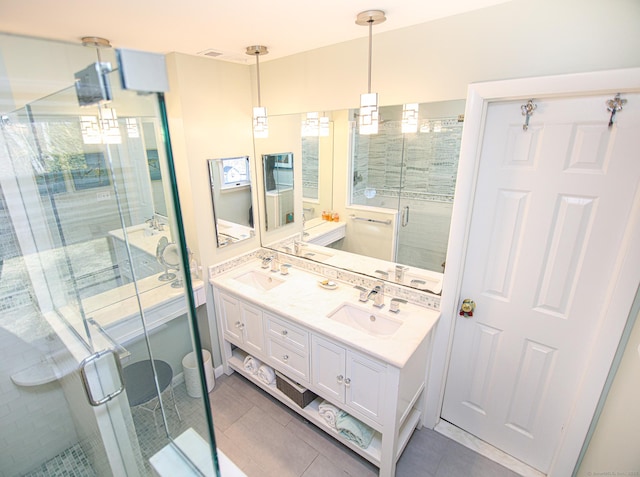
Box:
208, 247, 441, 311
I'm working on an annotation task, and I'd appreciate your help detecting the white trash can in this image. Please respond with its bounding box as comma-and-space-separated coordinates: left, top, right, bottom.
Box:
182, 349, 215, 398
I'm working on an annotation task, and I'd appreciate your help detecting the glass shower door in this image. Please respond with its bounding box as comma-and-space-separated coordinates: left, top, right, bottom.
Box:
0, 32, 217, 477
394, 116, 463, 273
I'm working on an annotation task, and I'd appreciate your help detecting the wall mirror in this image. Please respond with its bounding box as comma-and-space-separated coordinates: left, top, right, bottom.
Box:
262, 152, 295, 231
141, 120, 168, 217
257, 101, 465, 293
208, 156, 256, 247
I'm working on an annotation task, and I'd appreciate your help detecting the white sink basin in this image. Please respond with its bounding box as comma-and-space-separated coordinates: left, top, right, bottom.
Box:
234, 270, 284, 291
327, 303, 402, 337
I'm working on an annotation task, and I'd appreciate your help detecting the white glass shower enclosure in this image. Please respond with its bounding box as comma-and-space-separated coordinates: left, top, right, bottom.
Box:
0, 33, 218, 476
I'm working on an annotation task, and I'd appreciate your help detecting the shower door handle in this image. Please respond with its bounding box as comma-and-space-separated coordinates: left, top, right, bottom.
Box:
79, 349, 125, 407
401, 206, 410, 227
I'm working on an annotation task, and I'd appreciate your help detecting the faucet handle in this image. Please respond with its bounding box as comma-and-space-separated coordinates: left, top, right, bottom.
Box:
390, 298, 407, 313
354, 285, 368, 302
374, 269, 389, 279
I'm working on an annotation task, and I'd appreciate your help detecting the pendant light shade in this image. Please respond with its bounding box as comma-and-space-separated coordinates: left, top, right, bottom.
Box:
401, 103, 419, 134
356, 10, 385, 135
246, 45, 269, 138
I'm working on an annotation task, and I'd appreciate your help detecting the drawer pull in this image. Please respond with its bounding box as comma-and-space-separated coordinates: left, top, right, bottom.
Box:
282, 329, 288, 336
337, 374, 344, 384
282, 354, 289, 361
344, 377, 351, 387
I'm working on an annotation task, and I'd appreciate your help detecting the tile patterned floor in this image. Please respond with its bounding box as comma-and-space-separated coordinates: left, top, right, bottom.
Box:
25, 371, 522, 477
209, 373, 522, 477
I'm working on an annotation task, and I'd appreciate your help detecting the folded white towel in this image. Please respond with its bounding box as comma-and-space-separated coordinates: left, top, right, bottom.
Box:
257, 364, 276, 385
318, 400, 341, 429
243, 355, 262, 375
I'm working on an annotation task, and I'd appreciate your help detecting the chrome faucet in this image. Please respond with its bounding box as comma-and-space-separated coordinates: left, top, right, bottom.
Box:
270, 256, 279, 272
395, 265, 408, 282
371, 281, 385, 308
356, 281, 385, 308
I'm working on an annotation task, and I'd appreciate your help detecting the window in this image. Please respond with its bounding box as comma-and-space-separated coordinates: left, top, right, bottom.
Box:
219, 156, 250, 190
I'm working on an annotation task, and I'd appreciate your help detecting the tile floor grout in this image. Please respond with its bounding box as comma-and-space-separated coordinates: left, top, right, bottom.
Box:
208, 372, 521, 477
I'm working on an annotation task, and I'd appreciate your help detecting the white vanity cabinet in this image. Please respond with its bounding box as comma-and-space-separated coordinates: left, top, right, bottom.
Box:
311, 335, 386, 425
264, 312, 310, 383
218, 291, 264, 357
211, 281, 436, 477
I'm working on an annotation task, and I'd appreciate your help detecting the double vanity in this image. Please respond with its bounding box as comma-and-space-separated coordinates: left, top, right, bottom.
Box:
210, 250, 441, 477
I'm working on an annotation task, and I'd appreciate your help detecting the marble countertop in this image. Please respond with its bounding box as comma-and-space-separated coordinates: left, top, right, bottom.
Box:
84, 274, 204, 329
210, 260, 440, 368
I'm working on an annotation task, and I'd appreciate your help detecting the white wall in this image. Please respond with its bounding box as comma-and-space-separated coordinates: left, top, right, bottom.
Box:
257, 0, 640, 114
164, 53, 258, 367
576, 295, 640, 476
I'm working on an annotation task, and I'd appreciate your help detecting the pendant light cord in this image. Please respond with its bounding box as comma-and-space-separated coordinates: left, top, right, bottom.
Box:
367, 19, 373, 94
255, 52, 262, 107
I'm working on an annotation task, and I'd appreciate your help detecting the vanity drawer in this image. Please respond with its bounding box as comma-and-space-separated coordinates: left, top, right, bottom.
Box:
266, 337, 309, 383
264, 313, 309, 352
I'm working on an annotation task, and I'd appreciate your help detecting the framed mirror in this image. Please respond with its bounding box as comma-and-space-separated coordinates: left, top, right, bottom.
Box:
256, 101, 465, 293
262, 152, 295, 231
208, 156, 256, 247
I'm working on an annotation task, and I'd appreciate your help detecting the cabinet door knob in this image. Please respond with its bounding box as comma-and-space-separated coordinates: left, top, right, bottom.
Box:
344, 377, 351, 387
235, 321, 241, 328
337, 374, 344, 384
282, 354, 289, 361
282, 329, 288, 336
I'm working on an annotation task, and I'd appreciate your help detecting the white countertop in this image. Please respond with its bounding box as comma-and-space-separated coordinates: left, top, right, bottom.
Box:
210, 261, 440, 368
83, 274, 205, 338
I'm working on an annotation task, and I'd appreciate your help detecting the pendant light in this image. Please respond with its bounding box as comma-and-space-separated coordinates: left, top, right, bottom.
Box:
401, 103, 419, 134
356, 10, 386, 135
301, 112, 330, 137
246, 45, 269, 138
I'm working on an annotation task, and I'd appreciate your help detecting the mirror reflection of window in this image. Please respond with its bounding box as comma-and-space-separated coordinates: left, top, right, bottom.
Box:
208, 156, 255, 247
221, 156, 250, 189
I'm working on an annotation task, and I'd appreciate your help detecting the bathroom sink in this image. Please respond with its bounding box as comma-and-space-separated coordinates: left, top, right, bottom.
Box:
234, 270, 284, 291
327, 303, 402, 337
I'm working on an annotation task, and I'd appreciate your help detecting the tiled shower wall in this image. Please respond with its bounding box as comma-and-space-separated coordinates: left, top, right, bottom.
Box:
351, 114, 462, 271
0, 187, 78, 477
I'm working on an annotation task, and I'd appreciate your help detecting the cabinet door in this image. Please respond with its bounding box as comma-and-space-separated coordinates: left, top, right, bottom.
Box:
219, 292, 243, 344
311, 336, 345, 403
345, 350, 386, 423
241, 301, 264, 356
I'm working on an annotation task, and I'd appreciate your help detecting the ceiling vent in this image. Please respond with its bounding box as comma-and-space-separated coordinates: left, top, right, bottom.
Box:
197, 49, 250, 64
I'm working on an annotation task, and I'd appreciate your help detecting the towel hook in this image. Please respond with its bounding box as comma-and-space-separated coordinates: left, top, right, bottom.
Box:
521, 99, 537, 131
606, 93, 627, 128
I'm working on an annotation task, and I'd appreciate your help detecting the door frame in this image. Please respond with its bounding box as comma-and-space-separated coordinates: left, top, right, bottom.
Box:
423, 67, 640, 476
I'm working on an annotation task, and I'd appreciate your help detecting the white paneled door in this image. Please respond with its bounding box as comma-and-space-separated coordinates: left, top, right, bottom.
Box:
441, 92, 640, 473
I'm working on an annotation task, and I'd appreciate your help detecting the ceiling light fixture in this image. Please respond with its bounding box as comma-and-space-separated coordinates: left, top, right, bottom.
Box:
246, 45, 269, 138
401, 103, 419, 134
302, 112, 330, 137
356, 10, 386, 135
